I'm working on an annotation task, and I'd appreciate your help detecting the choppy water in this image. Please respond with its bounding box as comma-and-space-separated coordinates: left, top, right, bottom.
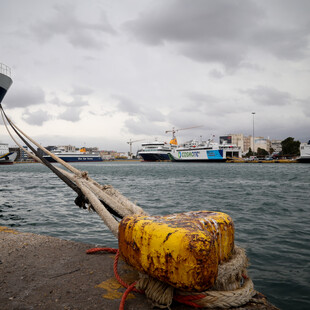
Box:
1, 161, 310, 309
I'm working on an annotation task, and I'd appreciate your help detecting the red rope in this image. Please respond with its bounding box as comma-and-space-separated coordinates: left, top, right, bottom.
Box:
86, 247, 144, 310
173, 293, 205, 308
86, 247, 118, 254
119, 281, 138, 310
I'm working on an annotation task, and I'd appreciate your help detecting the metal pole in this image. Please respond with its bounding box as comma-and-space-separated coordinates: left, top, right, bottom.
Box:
252, 112, 255, 154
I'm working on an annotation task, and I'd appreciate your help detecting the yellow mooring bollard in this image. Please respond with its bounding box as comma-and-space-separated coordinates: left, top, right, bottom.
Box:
118, 211, 234, 292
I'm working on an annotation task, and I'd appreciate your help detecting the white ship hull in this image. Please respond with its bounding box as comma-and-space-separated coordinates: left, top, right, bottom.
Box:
169, 140, 241, 162
138, 140, 173, 161
298, 141, 310, 163
0, 150, 17, 164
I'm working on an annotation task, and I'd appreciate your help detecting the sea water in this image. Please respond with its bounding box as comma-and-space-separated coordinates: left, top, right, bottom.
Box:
1, 161, 310, 310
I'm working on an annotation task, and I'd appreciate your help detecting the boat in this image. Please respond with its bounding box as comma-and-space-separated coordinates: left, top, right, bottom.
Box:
43, 147, 103, 163
298, 140, 310, 163
0, 143, 17, 165
0, 63, 13, 105
0, 64, 16, 164
137, 139, 176, 161
168, 137, 242, 162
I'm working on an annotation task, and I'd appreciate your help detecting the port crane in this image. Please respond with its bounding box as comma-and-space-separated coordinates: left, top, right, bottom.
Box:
127, 139, 144, 159
165, 126, 203, 144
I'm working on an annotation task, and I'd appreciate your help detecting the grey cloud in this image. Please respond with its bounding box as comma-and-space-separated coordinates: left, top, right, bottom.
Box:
125, 0, 260, 44
22, 109, 52, 126
31, 4, 116, 49
143, 108, 165, 122
186, 91, 245, 116
241, 86, 292, 106
251, 26, 310, 60
113, 95, 141, 115
124, 116, 165, 136
125, 0, 310, 70
209, 69, 225, 79
187, 92, 219, 105
298, 98, 310, 117
58, 106, 82, 122
113, 95, 165, 121
4, 86, 45, 108
50, 95, 89, 108
56, 96, 89, 121
71, 86, 94, 97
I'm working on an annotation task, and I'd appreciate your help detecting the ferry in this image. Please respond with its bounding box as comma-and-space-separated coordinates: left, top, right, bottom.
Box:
0, 143, 17, 165
43, 147, 103, 163
137, 140, 176, 161
298, 140, 310, 163
168, 138, 241, 162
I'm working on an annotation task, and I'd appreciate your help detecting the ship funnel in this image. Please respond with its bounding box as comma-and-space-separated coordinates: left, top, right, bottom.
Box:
0, 64, 13, 103
170, 138, 178, 145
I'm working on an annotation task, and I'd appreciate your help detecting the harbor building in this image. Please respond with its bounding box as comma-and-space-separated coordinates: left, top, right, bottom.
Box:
220, 134, 251, 154
8, 146, 31, 162
243, 136, 251, 153
220, 134, 272, 154
100, 150, 119, 160
254, 137, 271, 153
270, 140, 282, 153
220, 134, 244, 151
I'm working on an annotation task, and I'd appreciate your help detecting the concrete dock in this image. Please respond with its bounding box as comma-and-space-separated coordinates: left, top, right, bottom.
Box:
0, 226, 279, 310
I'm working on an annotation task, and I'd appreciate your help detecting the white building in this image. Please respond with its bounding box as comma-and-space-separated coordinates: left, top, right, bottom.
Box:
254, 137, 271, 153
271, 140, 282, 153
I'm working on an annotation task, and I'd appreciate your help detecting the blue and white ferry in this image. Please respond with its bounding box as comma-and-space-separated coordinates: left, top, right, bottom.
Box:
43, 147, 103, 163
168, 138, 241, 162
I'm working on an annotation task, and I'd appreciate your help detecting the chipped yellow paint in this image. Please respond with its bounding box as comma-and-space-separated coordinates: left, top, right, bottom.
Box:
119, 211, 235, 292
0, 226, 19, 234
95, 277, 135, 300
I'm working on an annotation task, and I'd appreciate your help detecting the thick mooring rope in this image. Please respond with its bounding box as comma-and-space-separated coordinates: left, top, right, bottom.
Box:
87, 246, 255, 310
175, 277, 255, 309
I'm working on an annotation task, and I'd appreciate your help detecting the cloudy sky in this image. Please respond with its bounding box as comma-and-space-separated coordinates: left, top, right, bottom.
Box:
1, 0, 309, 152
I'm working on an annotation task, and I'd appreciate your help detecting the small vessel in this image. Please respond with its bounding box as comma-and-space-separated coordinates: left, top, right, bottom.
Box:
168, 137, 241, 162
43, 147, 103, 163
0, 63, 13, 104
0, 64, 16, 164
298, 140, 310, 163
137, 140, 175, 161
0, 143, 17, 164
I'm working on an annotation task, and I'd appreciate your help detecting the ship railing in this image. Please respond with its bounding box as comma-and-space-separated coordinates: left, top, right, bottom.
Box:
0, 63, 11, 77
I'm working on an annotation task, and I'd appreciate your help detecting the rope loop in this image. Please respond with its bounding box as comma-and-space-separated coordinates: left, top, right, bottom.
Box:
86, 246, 255, 309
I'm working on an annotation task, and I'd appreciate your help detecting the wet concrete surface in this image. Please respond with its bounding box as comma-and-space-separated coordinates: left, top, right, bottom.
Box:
0, 226, 279, 310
